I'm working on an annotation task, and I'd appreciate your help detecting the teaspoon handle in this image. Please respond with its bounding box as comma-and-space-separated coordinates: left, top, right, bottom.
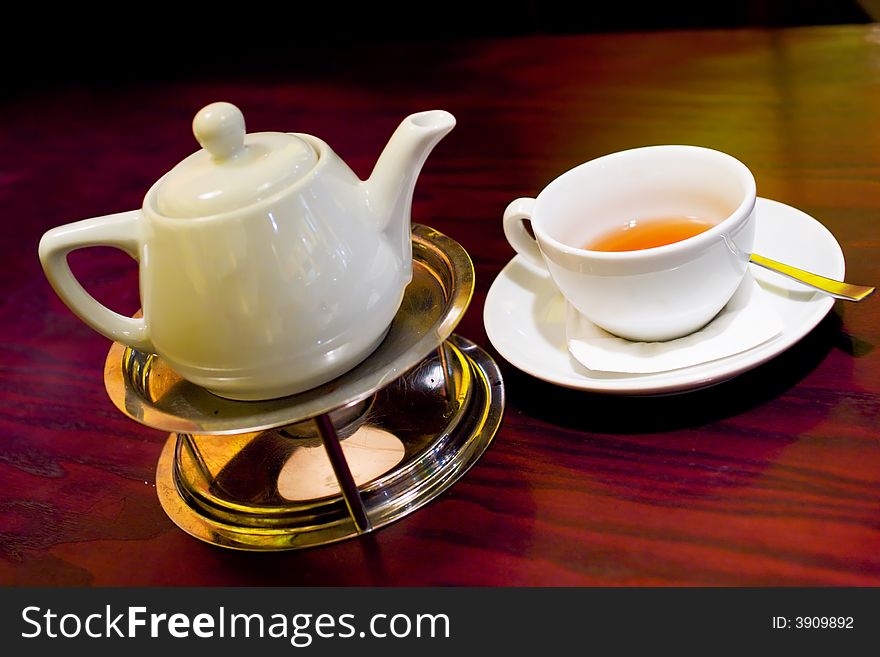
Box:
749, 253, 875, 302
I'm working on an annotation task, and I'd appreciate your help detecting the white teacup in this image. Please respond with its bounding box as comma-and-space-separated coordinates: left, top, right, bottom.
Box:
503, 145, 757, 342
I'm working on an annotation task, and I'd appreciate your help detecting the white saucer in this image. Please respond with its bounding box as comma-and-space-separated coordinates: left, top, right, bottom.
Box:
483, 197, 845, 395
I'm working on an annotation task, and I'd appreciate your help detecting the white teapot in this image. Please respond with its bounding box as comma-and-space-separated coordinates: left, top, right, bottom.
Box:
39, 102, 456, 400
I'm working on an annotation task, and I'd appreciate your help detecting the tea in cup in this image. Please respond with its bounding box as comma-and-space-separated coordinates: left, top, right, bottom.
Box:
503, 145, 757, 342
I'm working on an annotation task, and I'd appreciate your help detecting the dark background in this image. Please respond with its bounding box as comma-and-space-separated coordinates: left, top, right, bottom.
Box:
2, 1, 875, 92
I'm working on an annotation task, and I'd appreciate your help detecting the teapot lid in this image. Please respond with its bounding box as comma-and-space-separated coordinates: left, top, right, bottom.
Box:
155, 102, 318, 218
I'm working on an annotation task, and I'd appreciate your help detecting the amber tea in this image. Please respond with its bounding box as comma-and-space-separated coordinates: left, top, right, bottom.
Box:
584, 215, 716, 252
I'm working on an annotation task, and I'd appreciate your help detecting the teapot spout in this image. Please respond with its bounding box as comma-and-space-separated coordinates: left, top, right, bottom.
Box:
366, 110, 456, 273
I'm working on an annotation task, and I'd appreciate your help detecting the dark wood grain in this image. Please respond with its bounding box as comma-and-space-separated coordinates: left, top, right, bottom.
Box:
2, 26, 879, 586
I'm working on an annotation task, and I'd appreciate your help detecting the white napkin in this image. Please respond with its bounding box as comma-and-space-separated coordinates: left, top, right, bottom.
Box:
565, 274, 783, 374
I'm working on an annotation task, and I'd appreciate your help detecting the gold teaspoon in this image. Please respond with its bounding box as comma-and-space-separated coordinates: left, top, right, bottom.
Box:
750, 253, 875, 302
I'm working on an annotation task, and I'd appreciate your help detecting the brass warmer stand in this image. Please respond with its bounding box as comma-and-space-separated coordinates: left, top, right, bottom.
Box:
103, 225, 504, 550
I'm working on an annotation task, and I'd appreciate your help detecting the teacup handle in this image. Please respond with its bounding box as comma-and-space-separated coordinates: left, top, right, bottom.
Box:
503, 197, 546, 270
38, 210, 154, 352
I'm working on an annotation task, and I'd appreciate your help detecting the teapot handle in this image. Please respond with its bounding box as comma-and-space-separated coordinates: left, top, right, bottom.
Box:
38, 210, 154, 352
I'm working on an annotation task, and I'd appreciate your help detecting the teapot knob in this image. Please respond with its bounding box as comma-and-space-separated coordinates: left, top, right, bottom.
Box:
193, 102, 246, 161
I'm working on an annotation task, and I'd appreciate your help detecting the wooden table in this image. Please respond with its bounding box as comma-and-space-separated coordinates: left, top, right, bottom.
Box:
2, 25, 879, 586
